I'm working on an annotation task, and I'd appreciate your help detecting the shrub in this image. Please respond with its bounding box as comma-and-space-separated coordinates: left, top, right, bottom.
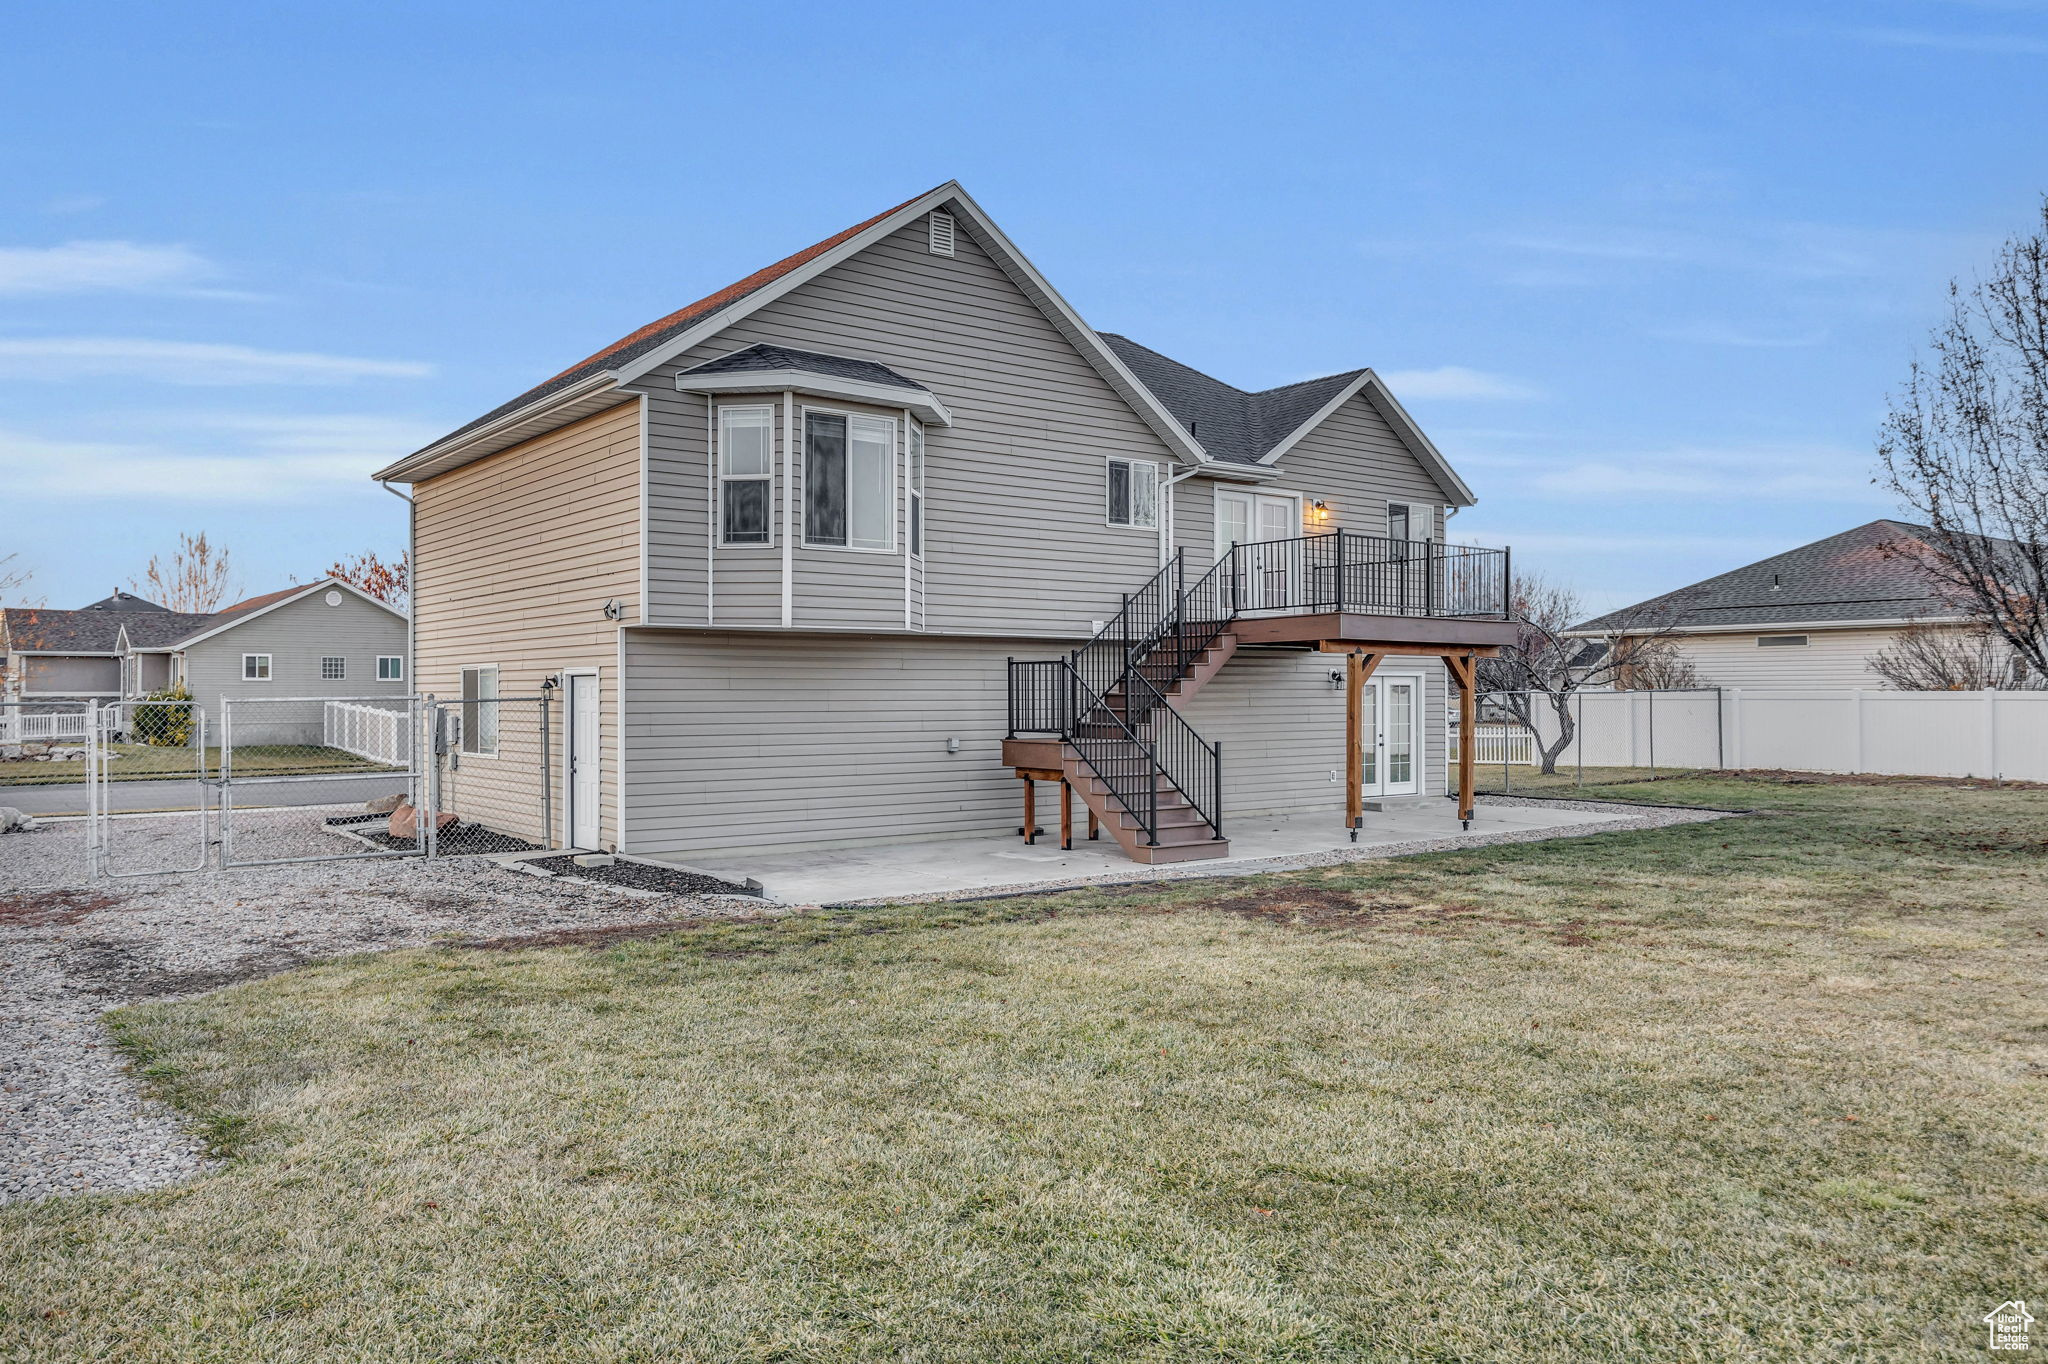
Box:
132, 684, 196, 747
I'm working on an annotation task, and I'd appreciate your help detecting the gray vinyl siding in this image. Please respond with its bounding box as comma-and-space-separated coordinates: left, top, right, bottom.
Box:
621, 630, 1446, 859
633, 210, 1176, 637
177, 591, 408, 727
1172, 391, 1455, 566
18, 655, 121, 696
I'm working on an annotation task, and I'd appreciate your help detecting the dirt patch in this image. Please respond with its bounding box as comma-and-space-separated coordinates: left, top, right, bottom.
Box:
1720, 768, 2048, 792
0, 888, 127, 929
1188, 884, 1628, 945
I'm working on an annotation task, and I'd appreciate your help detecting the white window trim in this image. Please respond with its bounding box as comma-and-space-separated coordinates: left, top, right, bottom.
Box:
907, 417, 926, 561
320, 656, 346, 681
377, 655, 406, 682
241, 653, 272, 682
1212, 488, 1306, 562
1104, 456, 1162, 531
799, 405, 899, 553
1756, 635, 1810, 648
715, 404, 776, 548
458, 663, 501, 759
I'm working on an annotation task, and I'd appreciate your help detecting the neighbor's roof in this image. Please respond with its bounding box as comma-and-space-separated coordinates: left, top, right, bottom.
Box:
1572, 519, 1969, 633
2, 591, 174, 652
213, 584, 306, 616
677, 342, 931, 392
77, 590, 170, 614
117, 612, 223, 648
1097, 334, 1362, 466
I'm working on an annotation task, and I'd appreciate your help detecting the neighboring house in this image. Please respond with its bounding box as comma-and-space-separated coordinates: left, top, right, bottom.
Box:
1, 580, 408, 731
125, 578, 410, 733
374, 180, 1513, 863
1568, 519, 2023, 690
0, 590, 169, 703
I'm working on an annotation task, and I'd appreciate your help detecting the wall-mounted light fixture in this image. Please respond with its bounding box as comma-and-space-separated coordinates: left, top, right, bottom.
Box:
1311, 500, 1330, 523
1328, 668, 1345, 691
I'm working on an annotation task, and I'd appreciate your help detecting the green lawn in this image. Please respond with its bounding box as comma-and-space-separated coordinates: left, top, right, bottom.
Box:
5, 775, 2044, 1360
0, 743, 400, 787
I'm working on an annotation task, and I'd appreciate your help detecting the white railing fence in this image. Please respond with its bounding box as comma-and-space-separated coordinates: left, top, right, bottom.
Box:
0, 708, 94, 743
1451, 723, 1538, 766
1477, 687, 2048, 783
322, 700, 412, 767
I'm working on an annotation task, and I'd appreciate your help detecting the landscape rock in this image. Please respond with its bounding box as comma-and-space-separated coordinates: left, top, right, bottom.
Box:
365, 792, 407, 815
388, 801, 458, 841
0, 807, 34, 833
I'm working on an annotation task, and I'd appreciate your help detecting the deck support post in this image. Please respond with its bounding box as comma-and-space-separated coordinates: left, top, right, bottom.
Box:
1060, 778, 1073, 851
1344, 650, 1384, 841
1022, 776, 1037, 844
1445, 651, 1479, 828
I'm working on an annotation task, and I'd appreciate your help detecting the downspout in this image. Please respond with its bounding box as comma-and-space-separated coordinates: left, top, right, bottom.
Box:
381, 479, 414, 676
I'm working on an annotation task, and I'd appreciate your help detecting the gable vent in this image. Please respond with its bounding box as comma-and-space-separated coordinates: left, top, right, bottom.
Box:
928, 210, 956, 257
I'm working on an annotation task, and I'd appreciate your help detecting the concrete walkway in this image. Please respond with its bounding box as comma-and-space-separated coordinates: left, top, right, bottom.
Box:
685, 799, 1649, 904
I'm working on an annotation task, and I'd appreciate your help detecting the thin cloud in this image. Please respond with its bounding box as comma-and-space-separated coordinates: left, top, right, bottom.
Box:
1649, 321, 1830, 348
0, 338, 432, 384
0, 240, 228, 296
1527, 446, 1888, 502
1378, 366, 1542, 401
0, 415, 438, 503
1842, 27, 2048, 54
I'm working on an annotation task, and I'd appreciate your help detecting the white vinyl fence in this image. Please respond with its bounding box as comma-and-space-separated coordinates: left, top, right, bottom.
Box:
0, 708, 93, 743
1503, 687, 2048, 782
322, 700, 412, 767
1451, 723, 1538, 766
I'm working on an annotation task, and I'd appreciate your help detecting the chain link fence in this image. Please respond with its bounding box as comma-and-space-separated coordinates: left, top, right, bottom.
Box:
218, 696, 421, 867
1453, 688, 1726, 797
422, 694, 559, 857
97, 698, 209, 878
0, 699, 95, 891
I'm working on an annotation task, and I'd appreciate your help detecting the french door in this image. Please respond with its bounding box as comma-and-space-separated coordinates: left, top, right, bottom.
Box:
1359, 674, 1421, 797
1216, 491, 1301, 609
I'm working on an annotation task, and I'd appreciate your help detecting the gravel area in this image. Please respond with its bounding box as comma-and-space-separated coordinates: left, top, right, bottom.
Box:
0, 808, 781, 1207
844, 795, 1738, 906
525, 855, 761, 898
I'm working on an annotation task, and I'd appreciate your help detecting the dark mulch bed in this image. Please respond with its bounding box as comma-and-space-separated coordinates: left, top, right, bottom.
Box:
331, 819, 543, 856
526, 855, 760, 898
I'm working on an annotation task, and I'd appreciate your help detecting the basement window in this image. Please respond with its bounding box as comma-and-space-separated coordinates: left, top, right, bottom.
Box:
1756, 635, 1808, 647
1106, 458, 1159, 529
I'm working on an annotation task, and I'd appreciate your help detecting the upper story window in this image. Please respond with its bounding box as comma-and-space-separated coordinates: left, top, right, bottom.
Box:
1106, 458, 1159, 529
717, 406, 773, 546
908, 419, 925, 558
804, 411, 896, 551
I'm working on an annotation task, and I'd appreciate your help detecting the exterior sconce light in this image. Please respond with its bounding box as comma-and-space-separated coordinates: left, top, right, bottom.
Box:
1311, 500, 1330, 522
1328, 668, 1344, 690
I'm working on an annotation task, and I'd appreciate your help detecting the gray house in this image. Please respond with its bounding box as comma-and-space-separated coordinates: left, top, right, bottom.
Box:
375, 181, 1513, 863
0, 591, 168, 703
122, 578, 409, 733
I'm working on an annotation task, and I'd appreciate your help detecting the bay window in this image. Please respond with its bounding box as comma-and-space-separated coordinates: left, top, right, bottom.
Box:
804, 410, 896, 550
717, 406, 773, 546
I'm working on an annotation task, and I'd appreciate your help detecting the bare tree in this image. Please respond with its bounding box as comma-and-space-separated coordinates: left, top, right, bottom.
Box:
0, 552, 33, 605
1870, 621, 2026, 691
327, 549, 408, 610
1478, 573, 1692, 774
1877, 196, 2048, 679
131, 532, 235, 612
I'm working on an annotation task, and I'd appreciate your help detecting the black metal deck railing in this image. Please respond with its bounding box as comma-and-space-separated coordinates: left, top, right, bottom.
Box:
1006, 533, 1509, 850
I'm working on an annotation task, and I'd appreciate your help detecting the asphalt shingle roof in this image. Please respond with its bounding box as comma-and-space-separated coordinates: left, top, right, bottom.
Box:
1096, 334, 1362, 465
1572, 519, 1968, 632
119, 612, 226, 648
678, 343, 930, 392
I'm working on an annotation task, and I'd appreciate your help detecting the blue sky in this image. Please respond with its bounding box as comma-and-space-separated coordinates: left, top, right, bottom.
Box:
4, 1, 2046, 614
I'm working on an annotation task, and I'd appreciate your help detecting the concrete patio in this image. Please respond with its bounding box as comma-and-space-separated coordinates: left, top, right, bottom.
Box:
684, 797, 1653, 905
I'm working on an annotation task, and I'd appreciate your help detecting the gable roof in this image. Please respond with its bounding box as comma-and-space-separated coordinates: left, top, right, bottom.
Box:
214, 584, 305, 616
144, 577, 407, 651
1098, 333, 1474, 503
375, 181, 1210, 484
1571, 519, 1974, 634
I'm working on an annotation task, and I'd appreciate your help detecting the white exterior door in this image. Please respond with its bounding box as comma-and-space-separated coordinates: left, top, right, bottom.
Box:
1216, 491, 1302, 609
1360, 674, 1421, 797
566, 672, 600, 849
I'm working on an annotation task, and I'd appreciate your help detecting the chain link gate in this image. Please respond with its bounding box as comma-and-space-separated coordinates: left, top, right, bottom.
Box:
217, 696, 424, 868
0, 699, 96, 891
92, 697, 209, 879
